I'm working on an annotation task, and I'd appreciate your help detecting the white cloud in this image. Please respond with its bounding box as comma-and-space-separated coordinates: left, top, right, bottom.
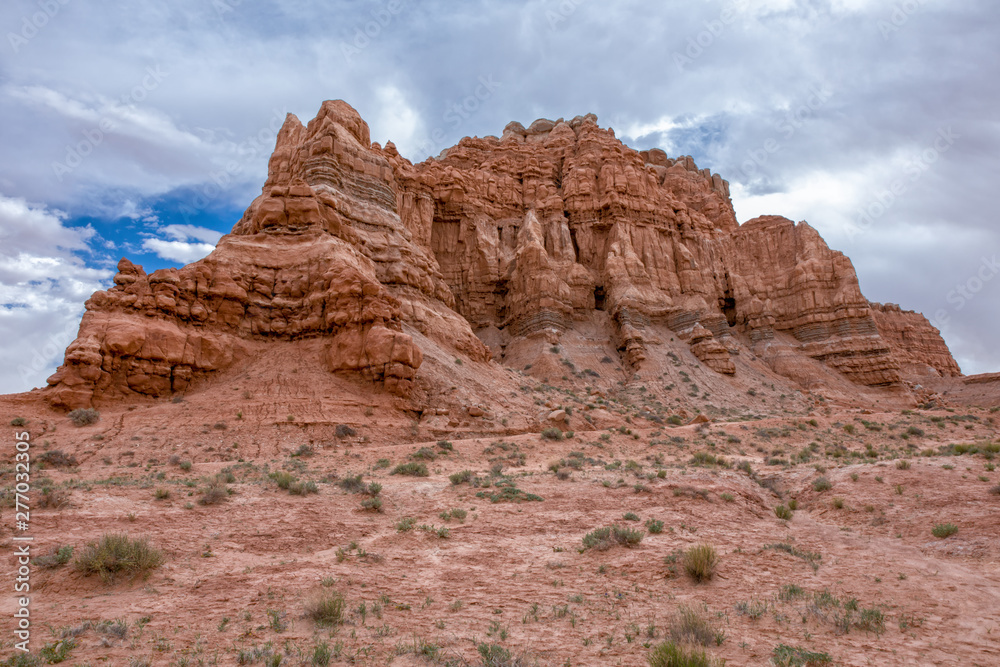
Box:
0, 195, 112, 393
141, 224, 221, 263
161, 224, 224, 244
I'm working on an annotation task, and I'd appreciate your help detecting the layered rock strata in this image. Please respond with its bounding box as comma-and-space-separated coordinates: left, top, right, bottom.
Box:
46, 100, 961, 408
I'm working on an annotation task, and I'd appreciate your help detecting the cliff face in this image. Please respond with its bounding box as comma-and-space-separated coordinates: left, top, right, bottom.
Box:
869, 302, 962, 378
45, 100, 960, 409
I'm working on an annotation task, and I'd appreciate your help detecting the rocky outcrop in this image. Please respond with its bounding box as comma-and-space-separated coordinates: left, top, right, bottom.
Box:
870, 302, 962, 378
45, 100, 961, 409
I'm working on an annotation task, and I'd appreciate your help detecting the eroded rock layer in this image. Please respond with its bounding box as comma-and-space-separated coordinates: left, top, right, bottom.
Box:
46, 100, 961, 408
870, 302, 962, 378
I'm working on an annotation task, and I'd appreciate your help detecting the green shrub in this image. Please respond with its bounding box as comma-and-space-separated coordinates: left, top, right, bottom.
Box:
647, 640, 721, 667
270, 471, 295, 489
411, 446, 437, 461
198, 482, 229, 505
623, 512, 640, 522
10, 417, 27, 427
541, 427, 564, 441
307, 590, 345, 627
645, 519, 664, 534
40, 638, 77, 664
772, 644, 832, 666
391, 462, 429, 477
68, 408, 100, 426
812, 476, 832, 492
668, 605, 724, 647
582, 525, 644, 551
932, 523, 958, 538
33, 545, 74, 569
153, 488, 170, 500
289, 481, 319, 496
449, 470, 473, 485
683, 544, 718, 582
360, 496, 382, 512
74, 533, 163, 582
774, 505, 793, 520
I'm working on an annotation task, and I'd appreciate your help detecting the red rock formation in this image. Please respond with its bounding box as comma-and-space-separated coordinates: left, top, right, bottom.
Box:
870, 302, 962, 378
45, 100, 962, 409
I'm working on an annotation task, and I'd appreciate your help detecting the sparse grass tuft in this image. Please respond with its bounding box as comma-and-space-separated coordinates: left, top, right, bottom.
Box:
306, 590, 346, 627
668, 605, 725, 646
68, 408, 100, 426
582, 525, 644, 551
647, 640, 722, 667
772, 644, 833, 666
391, 462, 429, 477
683, 544, 718, 582
74, 533, 163, 583
774, 504, 793, 520
812, 476, 832, 492
932, 523, 958, 538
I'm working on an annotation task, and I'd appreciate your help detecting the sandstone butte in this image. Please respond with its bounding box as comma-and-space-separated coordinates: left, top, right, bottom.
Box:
5, 100, 1000, 667
43, 99, 972, 416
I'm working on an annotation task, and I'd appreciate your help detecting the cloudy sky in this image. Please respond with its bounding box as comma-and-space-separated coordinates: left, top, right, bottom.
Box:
1, 0, 997, 392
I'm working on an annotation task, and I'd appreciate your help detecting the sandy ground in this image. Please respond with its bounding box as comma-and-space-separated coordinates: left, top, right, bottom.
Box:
2, 382, 999, 666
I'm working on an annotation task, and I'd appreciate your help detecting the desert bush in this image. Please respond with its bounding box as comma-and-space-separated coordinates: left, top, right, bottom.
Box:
683, 544, 718, 582
37, 450, 77, 468
449, 470, 473, 485
391, 462, 429, 477
74, 533, 163, 582
270, 471, 295, 489
10, 417, 28, 427
198, 482, 229, 505
541, 427, 564, 441
582, 525, 644, 551
36, 485, 70, 509
812, 477, 832, 492
33, 545, 74, 569
645, 518, 665, 534
896, 459, 911, 470
306, 590, 346, 627
153, 488, 170, 500
334, 424, 356, 438
774, 505, 793, 520
668, 605, 724, 646
932, 523, 958, 538
289, 481, 319, 495
647, 641, 721, 667
411, 446, 437, 461
67, 408, 99, 426
772, 644, 832, 666
360, 496, 382, 512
